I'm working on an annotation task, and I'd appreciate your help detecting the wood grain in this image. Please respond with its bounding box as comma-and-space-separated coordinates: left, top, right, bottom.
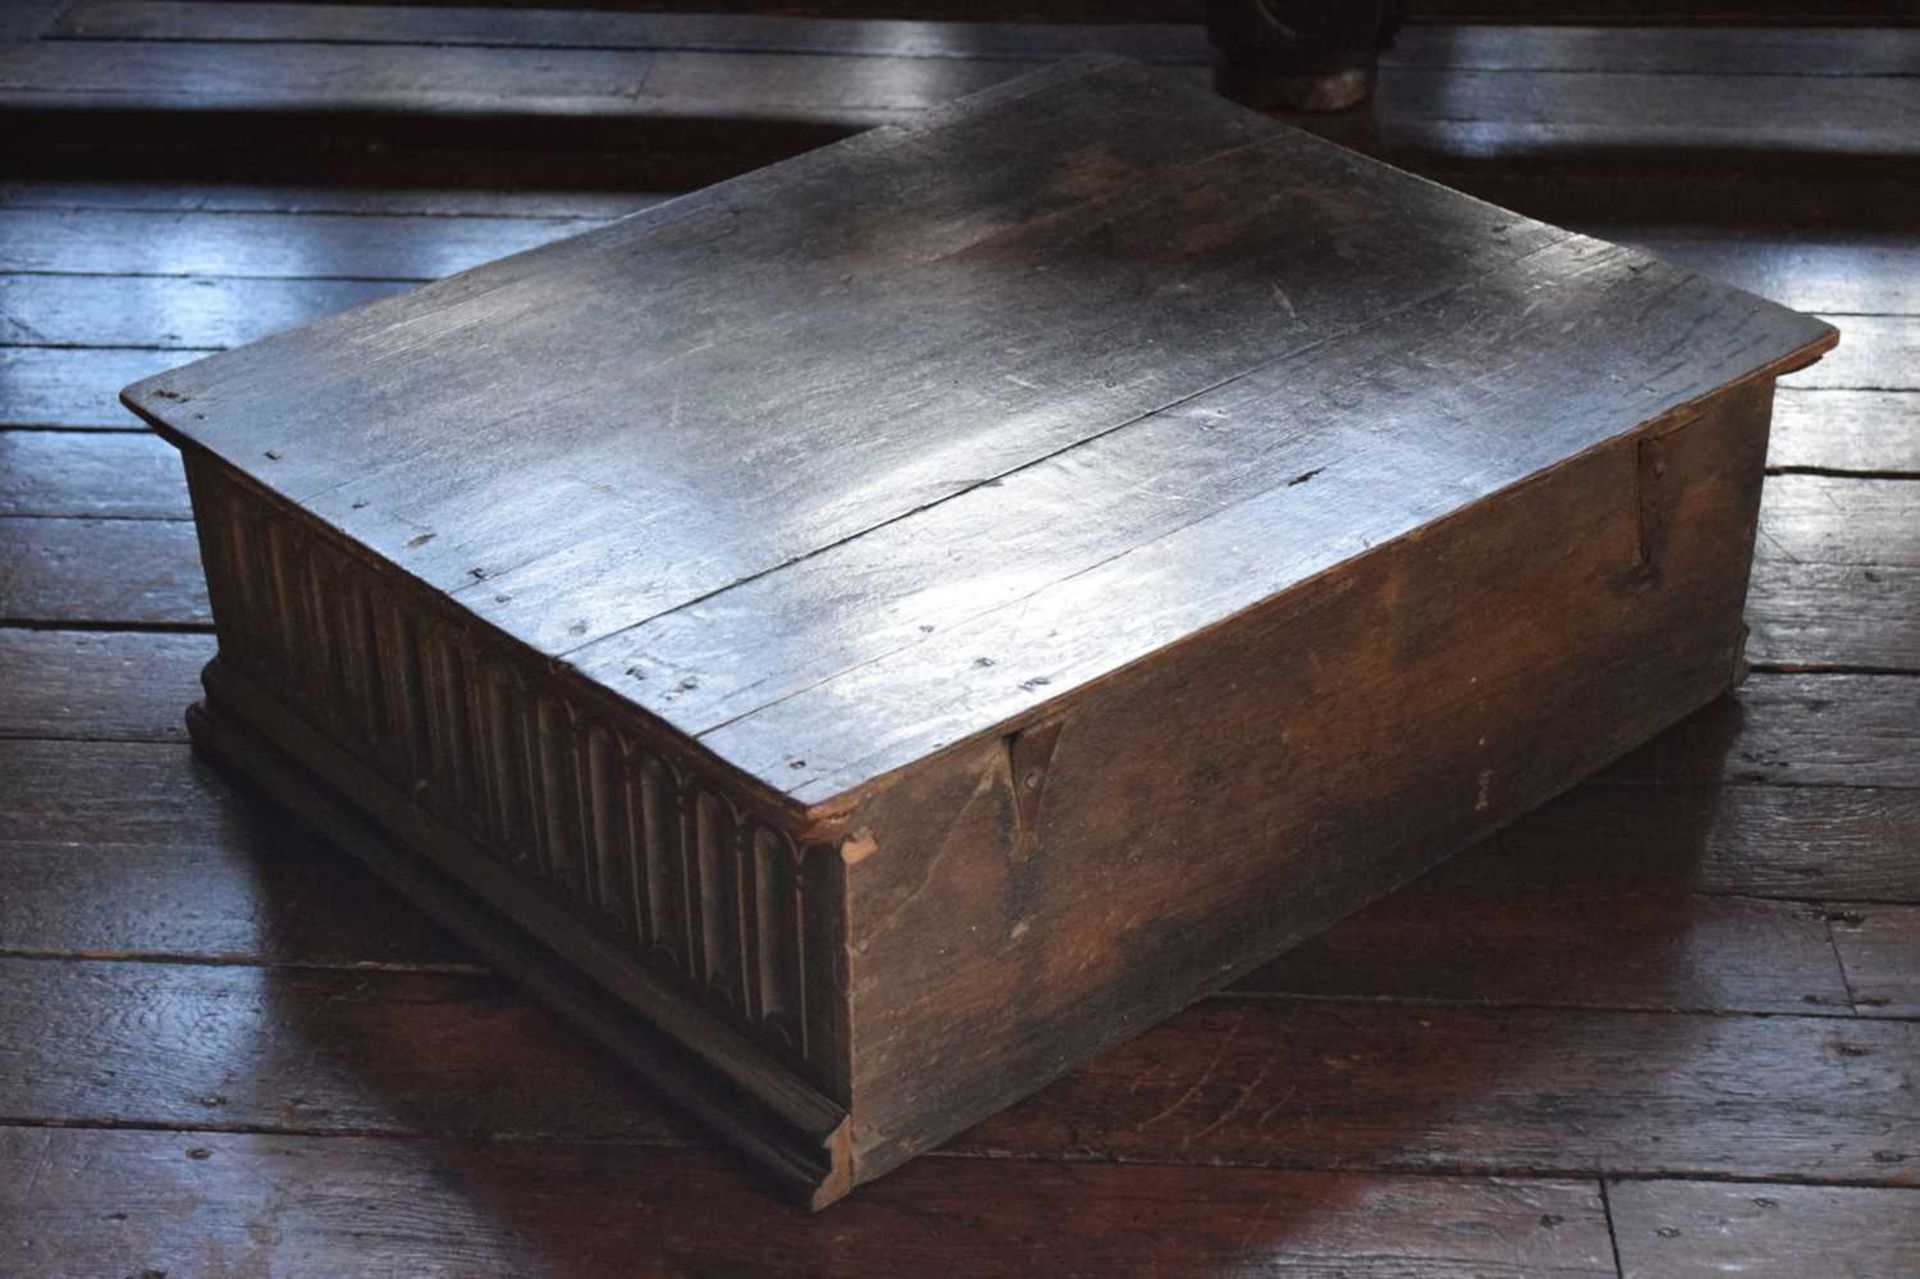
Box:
0, 1127, 1619, 1279
0, 429, 187, 518
1769, 390, 1919, 476
0, 516, 207, 626
44, 4, 1920, 79
0, 18, 1911, 1265
1238, 887, 1852, 1015
0, 628, 210, 741
1385, 779, 1920, 904
1830, 905, 1920, 1017
1599, 673, 1920, 790
1756, 475, 1920, 568
0, 40, 660, 114
1778, 316, 1916, 392
0, 738, 468, 967
954, 999, 1919, 1183
0, 346, 189, 429
1594, 227, 1919, 315
0, 273, 405, 348
1, 954, 1912, 1184
0, 179, 662, 219
0, 955, 690, 1142
0, 208, 600, 279
1747, 559, 1920, 673
1609, 1180, 1920, 1279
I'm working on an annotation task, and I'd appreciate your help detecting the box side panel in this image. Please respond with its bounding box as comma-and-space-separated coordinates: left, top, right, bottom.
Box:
838, 377, 1775, 1181
179, 454, 854, 1107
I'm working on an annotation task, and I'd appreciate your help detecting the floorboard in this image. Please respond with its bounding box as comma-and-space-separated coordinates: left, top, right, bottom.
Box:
1596, 227, 1920, 315
0, 179, 664, 219
0, 208, 605, 279
0, 1127, 1620, 1278
1747, 560, 1920, 673
0, 429, 186, 517
0, 273, 406, 349
1769, 390, 1919, 477
3, 954, 1913, 1184
954, 1000, 1918, 1182
0, 516, 207, 627
1829, 905, 1920, 1018
1608, 1180, 1920, 1279
0, 627, 210, 741
0, 346, 195, 429
44, 4, 1920, 79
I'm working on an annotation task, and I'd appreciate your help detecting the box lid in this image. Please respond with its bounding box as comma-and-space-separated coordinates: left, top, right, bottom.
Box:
124, 58, 1835, 810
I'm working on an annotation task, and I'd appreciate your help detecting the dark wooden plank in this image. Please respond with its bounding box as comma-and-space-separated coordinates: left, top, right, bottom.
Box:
0, 273, 407, 348
1417, 0, 1908, 24
9, 37, 1914, 172
0, 628, 209, 741
48, 1, 1212, 66
0, 1129, 1619, 1279
1387, 779, 1920, 905
0, 179, 665, 219
1609, 1180, 1920, 1279
1236, 887, 1851, 1016
952, 999, 1919, 1183
0, 956, 690, 1142
0, 0, 69, 42
1748, 559, 1920, 673
1447, 171, 1920, 234
1355, 68, 1919, 166
0, 39, 659, 114
2, 954, 1912, 1183
47, 3, 1920, 78
0, 346, 189, 429
0, 516, 207, 626
634, 47, 1021, 119
0, 429, 187, 517
1593, 228, 1920, 315
0, 207, 603, 279
1779, 315, 1917, 392
1601, 674, 1920, 790
1755, 474, 1920, 568
1830, 905, 1920, 1017
1769, 390, 1919, 476
0, 739, 469, 967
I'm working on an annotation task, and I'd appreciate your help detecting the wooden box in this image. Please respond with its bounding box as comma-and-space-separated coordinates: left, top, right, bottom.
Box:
124, 59, 1834, 1207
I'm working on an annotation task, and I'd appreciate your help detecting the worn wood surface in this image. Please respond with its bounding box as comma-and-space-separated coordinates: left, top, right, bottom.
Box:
0, 346, 198, 429
1, 10, 1914, 1272
0, 1128, 1621, 1279
0, 949, 1912, 1185
44, 3, 1920, 78
1609, 1181, 1920, 1279
0, 515, 207, 627
123, 61, 1831, 804
1829, 905, 1920, 1018
7, 15, 1915, 190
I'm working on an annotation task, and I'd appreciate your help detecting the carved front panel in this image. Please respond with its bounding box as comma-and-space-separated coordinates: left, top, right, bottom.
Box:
186, 457, 838, 1083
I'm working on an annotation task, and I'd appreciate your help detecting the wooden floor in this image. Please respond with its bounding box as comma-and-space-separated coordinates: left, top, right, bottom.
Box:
1, 5, 1916, 1276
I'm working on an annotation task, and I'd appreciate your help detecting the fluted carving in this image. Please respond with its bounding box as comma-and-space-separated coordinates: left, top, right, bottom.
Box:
187, 461, 830, 1074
